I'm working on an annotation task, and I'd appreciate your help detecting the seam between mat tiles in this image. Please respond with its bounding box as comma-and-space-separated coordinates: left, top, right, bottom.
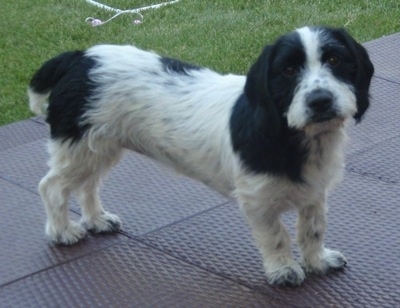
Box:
65, 204, 234, 246
29, 117, 47, 125
124, 201, 290, 304
120, 200, 233, 239
346, 134, 400, 160
0, 174, 40, 195
345, 134, 400, 184
0, 175, 233, 244
345, 167, 398, 185
134, 236, 290, 306
2, 235, 287, 306
0, 175, 96, 227
373, 74, 400, 85
0, 238, 129, 289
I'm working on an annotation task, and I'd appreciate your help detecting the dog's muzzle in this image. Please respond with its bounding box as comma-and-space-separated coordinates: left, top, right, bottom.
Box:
306, 89, 337, 123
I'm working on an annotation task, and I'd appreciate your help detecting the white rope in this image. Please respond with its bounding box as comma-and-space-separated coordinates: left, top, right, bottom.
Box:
85, 0, 122, 12
85, 0, 181, 26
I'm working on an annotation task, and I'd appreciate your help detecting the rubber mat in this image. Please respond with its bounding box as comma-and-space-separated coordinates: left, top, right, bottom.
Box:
364, 32, 400, 84
0, 119, 47, 152
346, 77, 400, 156
142, 171, 400, 307
0, 240, 283, 307
0, 136, 228, 237
0, 115, 228, 236
0, 139, 48, 192
99, 152, 228, 236
0, 178, 124, 287
30, 115, 46, 125
347, 136, 400, 184
1, 34, 400, 307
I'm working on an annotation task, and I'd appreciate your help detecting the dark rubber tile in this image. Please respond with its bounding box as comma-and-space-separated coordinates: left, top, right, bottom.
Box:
0, 119, 47, 152
142, 172, 400, 307
347, 136, 400, 184
0, 178, 124, 287
346, 77, 400, 155
364, 32, 400, 84
0, 139, 48, 192
30, 115, 46, 125
100, 152, 228, 236
0, 240, 283, 307
0, 137, 227, 236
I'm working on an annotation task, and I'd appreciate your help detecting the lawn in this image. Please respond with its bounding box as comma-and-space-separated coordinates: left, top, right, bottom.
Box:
1, 0, 399, 125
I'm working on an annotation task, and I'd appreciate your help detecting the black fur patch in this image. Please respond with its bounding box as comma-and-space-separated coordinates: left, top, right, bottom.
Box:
326, 27, 374, 122
30, 51, 96, 143
230, 94, 309, 182
230, 31, 309, 182
160, 57, 201, 75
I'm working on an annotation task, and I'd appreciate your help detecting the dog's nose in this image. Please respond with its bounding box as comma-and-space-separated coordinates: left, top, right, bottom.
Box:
307, 89, 333, 113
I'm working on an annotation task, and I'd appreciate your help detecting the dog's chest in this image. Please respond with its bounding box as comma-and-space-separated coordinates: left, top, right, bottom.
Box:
299, 131, 346, 195
237, 129, 346, 209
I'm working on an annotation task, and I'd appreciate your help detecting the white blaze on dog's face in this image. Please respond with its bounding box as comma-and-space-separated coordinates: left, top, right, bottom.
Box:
244, 26, 373, 140
283, 27, 364, 132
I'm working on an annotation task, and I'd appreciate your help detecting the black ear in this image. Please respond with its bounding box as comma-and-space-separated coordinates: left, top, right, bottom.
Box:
335, 29, 374, 123
244, 45, 281, 135
245, 45, 273, 106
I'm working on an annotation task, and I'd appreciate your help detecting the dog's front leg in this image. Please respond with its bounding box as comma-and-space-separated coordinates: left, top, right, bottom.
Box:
297, 200, 347, 275
240, 197, 305, 286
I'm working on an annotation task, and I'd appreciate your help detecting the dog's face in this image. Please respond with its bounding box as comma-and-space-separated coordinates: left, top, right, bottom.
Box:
245, 26, 374, 134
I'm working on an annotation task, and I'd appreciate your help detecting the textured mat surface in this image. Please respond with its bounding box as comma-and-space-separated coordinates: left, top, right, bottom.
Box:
0, 178, 124, 287
347, 136, 400, 184
346, 77, 400, 156
364, 32, 400, 84
142, 172, 400, 307
0, 240, 282, 307
0, 130, 228, 236
0, 119, 47, 152
1, 34, 400, 307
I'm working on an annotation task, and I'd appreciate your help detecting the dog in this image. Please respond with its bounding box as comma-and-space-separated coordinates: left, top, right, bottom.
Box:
28, 26, 373, 286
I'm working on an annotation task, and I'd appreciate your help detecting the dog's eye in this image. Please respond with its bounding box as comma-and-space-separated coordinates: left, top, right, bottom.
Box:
283, 66, 297, 77
327, 55, 340, 67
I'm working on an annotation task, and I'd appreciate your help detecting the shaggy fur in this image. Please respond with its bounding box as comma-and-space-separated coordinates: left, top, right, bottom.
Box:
28, 26, 373, 286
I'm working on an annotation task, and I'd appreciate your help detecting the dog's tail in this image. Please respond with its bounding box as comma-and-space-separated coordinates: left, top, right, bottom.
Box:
28, 51, 83, 115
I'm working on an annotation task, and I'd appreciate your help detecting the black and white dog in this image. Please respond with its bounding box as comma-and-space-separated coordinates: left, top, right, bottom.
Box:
29, 26, 373, 286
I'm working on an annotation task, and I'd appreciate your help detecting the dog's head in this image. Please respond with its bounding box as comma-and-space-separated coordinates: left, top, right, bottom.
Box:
244, 26, 374, 135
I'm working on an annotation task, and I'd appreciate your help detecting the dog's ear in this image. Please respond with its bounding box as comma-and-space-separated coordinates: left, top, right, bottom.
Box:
336, 29, 374, 123
244, 45, 281, 135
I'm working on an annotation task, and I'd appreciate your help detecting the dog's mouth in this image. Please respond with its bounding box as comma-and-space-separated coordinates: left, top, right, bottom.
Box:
310, 110, 338, 124
303, 117, 346, 136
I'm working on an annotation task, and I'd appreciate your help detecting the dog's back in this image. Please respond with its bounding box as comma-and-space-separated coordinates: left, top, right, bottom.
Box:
28, 45, 245, 195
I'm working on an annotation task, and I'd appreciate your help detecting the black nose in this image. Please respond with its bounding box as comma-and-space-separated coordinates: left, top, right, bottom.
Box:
307, 89, 333, 113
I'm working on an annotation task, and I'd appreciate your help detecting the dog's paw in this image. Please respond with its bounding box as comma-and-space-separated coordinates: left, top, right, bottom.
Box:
46, 220, 87, 245
266, 262, 305, 286
82, 211, 122, 234
303, 248, 347, 275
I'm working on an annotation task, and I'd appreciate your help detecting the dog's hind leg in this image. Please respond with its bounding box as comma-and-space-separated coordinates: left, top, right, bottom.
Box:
39, 140, 87, 245
39, 170, 84, 245
39, 139, 123, 245
76, 145, 123, 234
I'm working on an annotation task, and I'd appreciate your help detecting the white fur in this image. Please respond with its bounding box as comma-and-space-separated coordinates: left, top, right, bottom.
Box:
31, 26, 359, 286
28, 88, 48, 115
85, 44, 244, 195
287, 27, 357, 129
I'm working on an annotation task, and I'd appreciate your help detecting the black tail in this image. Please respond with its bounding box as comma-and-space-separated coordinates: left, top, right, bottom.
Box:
29, 51, 84, 94
28, 51, 85, 115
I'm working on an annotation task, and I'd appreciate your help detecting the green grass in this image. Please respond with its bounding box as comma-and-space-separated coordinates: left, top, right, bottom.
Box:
1, 0, 399, 125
